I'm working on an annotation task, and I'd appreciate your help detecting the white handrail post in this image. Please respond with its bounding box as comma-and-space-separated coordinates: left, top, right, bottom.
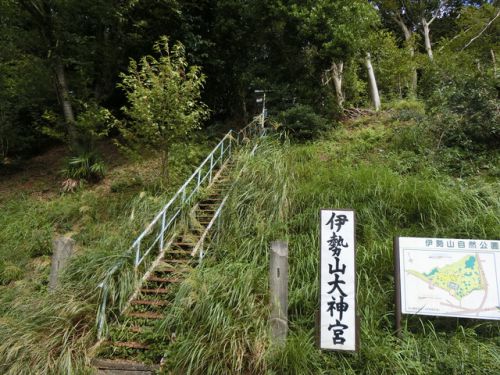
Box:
97, 284, 108, 339
135, 242, 140, 268
182, 187, 186, 203
160, 210, 166, 250
209, 153, 214, 182
217, 211, 221, 234
197, 168, 201, 188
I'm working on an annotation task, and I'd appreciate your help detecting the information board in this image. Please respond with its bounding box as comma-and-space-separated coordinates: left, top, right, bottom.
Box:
396, 237, 500, 320
319, 209, 357, 351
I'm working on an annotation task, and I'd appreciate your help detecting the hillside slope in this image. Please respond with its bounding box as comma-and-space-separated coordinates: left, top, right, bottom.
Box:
0, 113, 498, 374
156, 113, 499, 374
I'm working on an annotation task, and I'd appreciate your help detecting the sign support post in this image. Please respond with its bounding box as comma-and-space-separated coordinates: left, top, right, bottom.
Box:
393, 236, 402, 339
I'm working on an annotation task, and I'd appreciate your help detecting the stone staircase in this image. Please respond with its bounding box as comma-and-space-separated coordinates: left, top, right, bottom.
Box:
93, 160, 235, 374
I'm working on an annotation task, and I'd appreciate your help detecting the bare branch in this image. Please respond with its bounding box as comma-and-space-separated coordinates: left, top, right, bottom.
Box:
461, 9, 500, 51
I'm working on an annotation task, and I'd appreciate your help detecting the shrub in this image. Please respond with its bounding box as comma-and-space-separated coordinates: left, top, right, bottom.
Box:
388, 99, 426, 122
276, 104, 332, 141
0, 261, 23, 285
61, 152, 105, 183
29, 227, 53, 257
110, 176, 144, 193
116, 36, 209, 183
421, 56, 499, 150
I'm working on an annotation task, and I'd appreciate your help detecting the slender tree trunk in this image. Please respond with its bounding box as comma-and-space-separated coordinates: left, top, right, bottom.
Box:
53, 60, 77, 146
491, 49, 497, 77
365, 53, 381, 111
422, 18, 434, 61
160, 147, 169, 186
240, 88, 248, 124
394, 14, 417, 95
331, 61, 344, 109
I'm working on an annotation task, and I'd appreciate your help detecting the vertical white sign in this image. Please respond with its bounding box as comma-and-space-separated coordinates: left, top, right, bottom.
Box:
320, 209, 357, 351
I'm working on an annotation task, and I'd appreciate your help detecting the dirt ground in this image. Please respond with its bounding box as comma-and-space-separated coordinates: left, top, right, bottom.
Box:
0, 141, 126, 202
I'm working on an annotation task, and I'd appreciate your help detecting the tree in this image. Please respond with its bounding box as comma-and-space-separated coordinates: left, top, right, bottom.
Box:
291, 0, 379, 109
18, 0, 78, 145
368, 30, 415, 98
374, 0, 421, 93
365, 52, 381, 110
117, 37, 209, 183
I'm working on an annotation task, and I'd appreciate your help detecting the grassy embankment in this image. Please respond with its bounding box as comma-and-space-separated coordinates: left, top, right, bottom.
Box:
0, 107, 498, 374
0, 138, 213, 374
156, 109, 499, 374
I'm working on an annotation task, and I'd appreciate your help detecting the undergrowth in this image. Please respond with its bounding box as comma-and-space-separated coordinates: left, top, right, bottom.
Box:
0, 138, 212, 374
157, 118, 499, 374
0, 115, 498, 374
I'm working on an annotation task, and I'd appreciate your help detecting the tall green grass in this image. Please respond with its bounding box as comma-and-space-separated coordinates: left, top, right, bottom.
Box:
1, 119, 498, 374
0, 139, 213, 374
156, 140, 290, 374
157, 122, 499, 374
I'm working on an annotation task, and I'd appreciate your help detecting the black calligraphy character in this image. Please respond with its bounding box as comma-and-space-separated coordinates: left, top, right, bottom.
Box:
327, 296, 349, 320
328, 320, 348, 345
327, 274, 347, 297
328, 257, 346, 274
326, 213, 349, 232
327, 232, 349, 256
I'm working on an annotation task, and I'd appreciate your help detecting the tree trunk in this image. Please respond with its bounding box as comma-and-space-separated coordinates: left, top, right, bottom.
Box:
54, 60, 77, 146
240, 88, 248, 124
491, 49, 497, 78
365, 53, 381, 111
422, 18, 434, 61
394, 14, 417, 95
160, 147, 169, 186
331, 61, 344, 109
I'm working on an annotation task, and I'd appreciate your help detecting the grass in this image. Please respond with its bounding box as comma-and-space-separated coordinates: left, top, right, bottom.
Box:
0, 113, 498, 374
0, 137, 214, 374
153, 115, 499, 374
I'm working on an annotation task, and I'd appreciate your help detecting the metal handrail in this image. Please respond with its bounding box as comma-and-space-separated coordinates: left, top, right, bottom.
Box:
190, 141, 261, 261
96, 117, 264, 339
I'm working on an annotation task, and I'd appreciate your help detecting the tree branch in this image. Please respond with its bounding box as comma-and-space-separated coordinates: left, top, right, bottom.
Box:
461, 9, 500, 51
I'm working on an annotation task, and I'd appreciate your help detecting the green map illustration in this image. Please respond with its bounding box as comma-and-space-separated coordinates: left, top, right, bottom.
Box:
408, 255, 485, 300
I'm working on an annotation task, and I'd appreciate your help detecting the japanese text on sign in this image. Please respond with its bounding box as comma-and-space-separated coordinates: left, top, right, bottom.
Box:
397, 237, 500, 320
320, 209, 357, 351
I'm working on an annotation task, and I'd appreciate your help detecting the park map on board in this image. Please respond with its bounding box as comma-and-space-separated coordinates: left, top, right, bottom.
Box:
398, 237, 500, 320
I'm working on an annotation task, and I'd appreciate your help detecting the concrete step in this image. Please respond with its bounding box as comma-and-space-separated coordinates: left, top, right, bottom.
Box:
147, 276, 181, 284
130, 299, 170, 307
166, 249, 192, 256
160, 259, 195, 265
126, 311, 164, 320
154, 267, 191, 276
196, 209, 216, 214
172, 241, 196, 248
93, 358, 158, 375
201, 198, 222, 203
112, 341, 149, 350
140, 288, 170, 295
